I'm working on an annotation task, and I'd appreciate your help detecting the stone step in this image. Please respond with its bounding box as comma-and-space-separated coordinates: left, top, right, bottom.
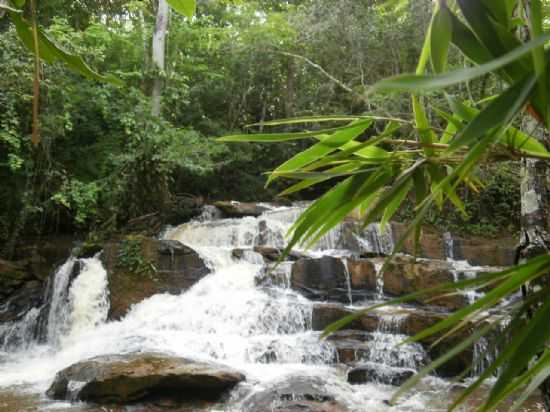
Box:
312, 302, 478, 378
290, 255, 498, 310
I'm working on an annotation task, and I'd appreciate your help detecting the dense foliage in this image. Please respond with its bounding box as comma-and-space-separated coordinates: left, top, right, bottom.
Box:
0, 1, 519, 250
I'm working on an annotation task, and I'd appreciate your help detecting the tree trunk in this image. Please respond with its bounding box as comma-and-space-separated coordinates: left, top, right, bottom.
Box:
0, 0, 8, 18
151, 0, 170, 117
519, 118, 550, 409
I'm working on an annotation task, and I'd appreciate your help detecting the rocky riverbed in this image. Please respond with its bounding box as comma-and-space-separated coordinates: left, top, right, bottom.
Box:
0, 202, 540, 411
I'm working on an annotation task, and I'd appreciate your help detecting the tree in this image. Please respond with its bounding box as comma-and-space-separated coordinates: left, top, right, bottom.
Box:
151, 0, 170, 117
219, 1, 550, 410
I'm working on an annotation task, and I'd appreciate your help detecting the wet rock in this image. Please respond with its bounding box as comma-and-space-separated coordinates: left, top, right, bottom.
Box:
253, 246, 308, 262
213, 201, 270, 218
231, 248, 264, 264
255, 262, 293, 288
311, 303, 379, 332
291, 257, 350, 302
401, 309, 474, 378
391, 222, 515, 266
239, 376, 348, 412
382, 256, 467, 310
327, 331, 373, 364
348, 364, 414, 386
451, 236, 515, 267
346, 259, 377, 290
103, 238, 209, 319
0, 259, 45, 324
46, 352, 245, 404
0, 280, 43, 323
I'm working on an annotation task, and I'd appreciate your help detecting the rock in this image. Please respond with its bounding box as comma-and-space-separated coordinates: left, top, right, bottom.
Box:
348, 364, 414, 386
311, 303, 379, 332
402, 309, 474, 378
0, 259, 45, 324
74, 241, 103, 259
239, 376, 348, 412
451, 236, 515, 267
382, 256, 467, 310
0, 281, 43, 323
103, 237, 209, 319
391, 222, 516, 266
327, 331, 373, 364
252, 246, 308, 262
255, 262, 293, 288
291, 256, 350, 302
213, 201, 270, 218
346, 259, 377, 290
46, 352, 245, 404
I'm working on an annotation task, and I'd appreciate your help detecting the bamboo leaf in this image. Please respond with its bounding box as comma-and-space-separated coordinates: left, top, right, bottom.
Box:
10, 13, 122, 86
248, 115, 366, 127
218, 119, 373, 142
371, 35, 550, 93
166, 0, 196, 19
430, 2, 452, 73
267, 120, 372, 184
447, 76, 537, 153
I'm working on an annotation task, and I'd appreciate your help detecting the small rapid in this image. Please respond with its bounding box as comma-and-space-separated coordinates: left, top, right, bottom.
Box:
0, 205, 494, 411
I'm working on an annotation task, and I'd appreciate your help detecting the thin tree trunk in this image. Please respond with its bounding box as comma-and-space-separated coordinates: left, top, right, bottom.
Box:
0, 0, 8, 18
151, 0, 170, 117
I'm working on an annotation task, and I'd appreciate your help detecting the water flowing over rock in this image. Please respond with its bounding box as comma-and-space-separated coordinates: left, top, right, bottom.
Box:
102, 238, 210, 319
238, 376, 348, 412
348, 364, 415, 386
382, 256, 468, 310
0, 203, 516, 411
47, 352, 245, 404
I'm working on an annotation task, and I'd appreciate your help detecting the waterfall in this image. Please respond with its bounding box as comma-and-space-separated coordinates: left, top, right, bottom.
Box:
366, 313, 426, 371
342, 258, 353, 306
443, 231, 455, 260
0, 204, 491, 411
0, 255, 108, 352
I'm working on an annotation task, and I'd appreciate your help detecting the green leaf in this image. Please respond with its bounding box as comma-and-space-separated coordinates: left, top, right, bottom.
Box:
447, 76, 537, 153
248, 115, 366, 127
166, 0, 196, 19
430, 3, 452, 73
480, 0, 514, 27
446, 93, 549, 156
412, 96, 436, 157
267, 120, 372, 184
371, 34, 550, 93
487, 298, 550, 409
10, 13, 122, 86
450, 12, 493, 66
218, 119, 373, 142
380, 178, 412, 231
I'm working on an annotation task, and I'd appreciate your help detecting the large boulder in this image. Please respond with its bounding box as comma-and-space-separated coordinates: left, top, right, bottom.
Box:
46, 353, 245, 404
239, 376, 348, 412
103, 237, 209, 319
382, 256, 467, 310
291, 257, 350, 302
0, 259, 45, 324
213, 201, 270, 218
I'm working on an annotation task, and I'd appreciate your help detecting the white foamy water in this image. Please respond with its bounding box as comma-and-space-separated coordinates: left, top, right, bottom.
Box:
0, 205, 477, 411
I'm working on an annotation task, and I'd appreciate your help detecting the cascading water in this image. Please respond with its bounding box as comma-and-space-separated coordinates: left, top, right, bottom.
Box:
0, 205, 485, 411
